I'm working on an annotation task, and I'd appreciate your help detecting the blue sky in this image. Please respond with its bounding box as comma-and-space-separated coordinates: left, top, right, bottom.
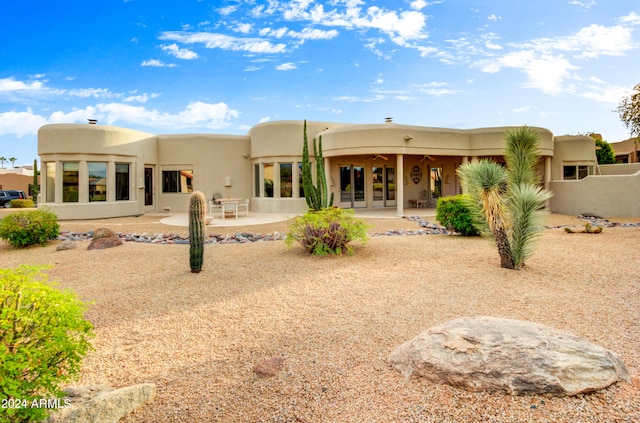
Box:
1, 0, 639, 166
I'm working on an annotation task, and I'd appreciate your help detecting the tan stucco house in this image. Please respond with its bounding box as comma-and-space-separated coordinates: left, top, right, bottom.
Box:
37, 119, 640, 219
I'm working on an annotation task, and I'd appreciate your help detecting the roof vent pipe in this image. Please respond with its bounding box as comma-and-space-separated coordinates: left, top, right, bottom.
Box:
385, 117, 393, 123
88, 119, 97, 124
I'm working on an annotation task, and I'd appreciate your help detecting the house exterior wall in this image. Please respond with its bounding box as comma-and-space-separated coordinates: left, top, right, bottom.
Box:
549, 169, 640, 216
39, 120, 632, 220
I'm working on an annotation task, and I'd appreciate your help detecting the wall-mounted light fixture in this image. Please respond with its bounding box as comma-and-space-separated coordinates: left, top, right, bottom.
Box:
224, 176, 232, 187
243, 153, 250, 158
404, 135, 414, 141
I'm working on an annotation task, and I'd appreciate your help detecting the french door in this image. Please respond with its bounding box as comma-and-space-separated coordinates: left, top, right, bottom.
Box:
339, 165, 366, 208
372, 166, 396, 207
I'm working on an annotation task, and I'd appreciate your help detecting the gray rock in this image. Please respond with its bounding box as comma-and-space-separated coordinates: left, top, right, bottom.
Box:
56, 240, 76, 251
46, 383, 156, 423
388, 316, 630, 396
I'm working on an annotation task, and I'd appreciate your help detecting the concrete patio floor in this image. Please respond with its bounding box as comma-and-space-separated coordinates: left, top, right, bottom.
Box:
157, 208, 438, 227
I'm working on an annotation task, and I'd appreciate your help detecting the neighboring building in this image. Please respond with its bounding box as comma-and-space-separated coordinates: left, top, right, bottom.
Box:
0, 167, 35, 197
37, 119, 639, 219
610, 137, 639, 163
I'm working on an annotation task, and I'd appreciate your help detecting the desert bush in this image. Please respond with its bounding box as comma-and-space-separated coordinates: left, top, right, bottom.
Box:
285, 207, 370, 255
436, 194, 480, 236
0, 266, 94, 423
0, 208, 60, 248
9, 199, 34, 208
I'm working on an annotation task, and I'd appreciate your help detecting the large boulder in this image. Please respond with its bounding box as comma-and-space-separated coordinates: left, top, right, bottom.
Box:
46, 384, 157, 423
388, 316, 630, 396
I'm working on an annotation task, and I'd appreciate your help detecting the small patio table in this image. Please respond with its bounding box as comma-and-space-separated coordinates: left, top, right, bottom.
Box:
217, 198, 242, 219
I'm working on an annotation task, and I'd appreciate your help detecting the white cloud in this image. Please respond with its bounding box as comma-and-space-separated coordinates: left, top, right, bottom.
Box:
0, 109, 47, 137
618, 11, 640, 25
123, 92, 160, 103
160, 31, 287, 54
67, 88, 116, 99
162, 43, 199, 60
568, 0, 596, 9
218, 5, 238, 16
141, 59, 177, 67
276, 62, 297, 71
0, 77, 44, 92
513, 106, 531, 113
474, 18, 638, 95
410, 1, 429, 11
488, 14, 501, 21
233, 23, 254, 34
0, 100, 239, 137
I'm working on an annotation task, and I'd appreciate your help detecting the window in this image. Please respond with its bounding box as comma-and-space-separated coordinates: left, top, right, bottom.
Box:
280, 163, 293, 197
62, 162, 79, 202
563, 166, 577, 180
563, 165, 590, 180
88, 162, 107, 202
116, 163, 130, 201
263, 164, 274, 197
45, 162, 56, 202
162, 170, 193, 193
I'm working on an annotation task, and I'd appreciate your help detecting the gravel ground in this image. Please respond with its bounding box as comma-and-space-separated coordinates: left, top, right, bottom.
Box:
1, 213, 639, 422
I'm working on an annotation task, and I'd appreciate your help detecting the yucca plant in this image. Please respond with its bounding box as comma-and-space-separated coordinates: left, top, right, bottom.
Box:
457, 126, 552, 270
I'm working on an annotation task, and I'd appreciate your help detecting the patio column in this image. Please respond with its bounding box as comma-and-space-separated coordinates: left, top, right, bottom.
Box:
544, 156, 551, 210
396, 154, 404, 217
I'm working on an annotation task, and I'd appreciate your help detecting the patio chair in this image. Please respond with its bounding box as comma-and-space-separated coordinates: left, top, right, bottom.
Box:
209, 193, 222, 217
416, 190, 428, 208
237, 198, 249, 217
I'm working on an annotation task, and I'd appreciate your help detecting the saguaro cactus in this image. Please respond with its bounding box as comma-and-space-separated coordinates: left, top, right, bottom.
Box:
301, 120, 334, 211
189, 191, 206, 273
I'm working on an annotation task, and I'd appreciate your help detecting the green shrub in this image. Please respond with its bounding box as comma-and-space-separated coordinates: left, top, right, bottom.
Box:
9, 199, 34, 208
436, 194, 480, 236
285, 207, 370, 255
0, 208, 60, 248
0, 266, 94, 423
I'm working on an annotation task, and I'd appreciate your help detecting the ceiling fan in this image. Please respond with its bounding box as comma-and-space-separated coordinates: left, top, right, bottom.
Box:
420, 155, 436, 162
371, 154, 389, 161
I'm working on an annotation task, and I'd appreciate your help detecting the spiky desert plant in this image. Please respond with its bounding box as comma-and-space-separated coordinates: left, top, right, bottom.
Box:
301, 120, 334, 211
457, 126, 552, 270
189, 191, 206, 273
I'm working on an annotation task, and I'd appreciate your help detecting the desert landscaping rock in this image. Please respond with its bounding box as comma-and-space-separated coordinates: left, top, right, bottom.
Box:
46, 383, 157, 423
388, 316, 631, 396
56, 239, 77, 251
87, 236, 123, 250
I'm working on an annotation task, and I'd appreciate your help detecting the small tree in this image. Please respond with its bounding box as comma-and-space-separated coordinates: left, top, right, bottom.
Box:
0, 156, 5, 169
595, 139, 616, 164
617, 82, 640, 162
301, 120, 334, 211
457, 126, 552, 270
8, 157, 17, 168
1, 266, 94, 423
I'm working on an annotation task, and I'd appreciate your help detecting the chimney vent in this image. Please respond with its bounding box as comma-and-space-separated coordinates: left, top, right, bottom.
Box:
384, 117, 393, 124
88, 119, 98, 125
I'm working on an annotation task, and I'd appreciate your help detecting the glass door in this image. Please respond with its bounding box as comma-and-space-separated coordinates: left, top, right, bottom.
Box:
340, 165, 366, 208
429, 166, 442, 206
373, 166, 396, 207
144, 166, 154, 206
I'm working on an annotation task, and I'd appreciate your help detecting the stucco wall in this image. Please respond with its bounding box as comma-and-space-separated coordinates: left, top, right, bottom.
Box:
551, 135, 597, 180
155, 134, 251, 213
549, 170, 640, 217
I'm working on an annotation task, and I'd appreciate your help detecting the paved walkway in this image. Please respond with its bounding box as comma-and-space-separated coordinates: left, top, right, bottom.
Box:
158, 208, 437, 227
